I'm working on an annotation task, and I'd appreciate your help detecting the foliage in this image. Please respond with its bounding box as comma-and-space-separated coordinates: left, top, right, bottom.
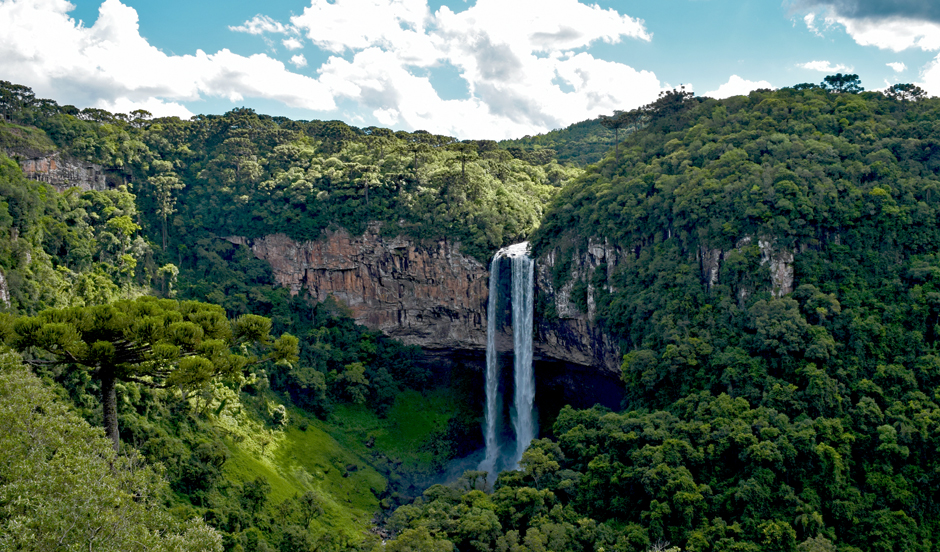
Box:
0, 82, 573, 264
10, 296, 298, 449
499, 118, 617, 166
0, 153, 153, 313
0, 349, 222, 551
386, 85, 940, 551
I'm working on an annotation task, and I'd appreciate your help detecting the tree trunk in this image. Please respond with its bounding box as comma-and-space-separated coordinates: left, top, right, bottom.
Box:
100, 371, 120, 452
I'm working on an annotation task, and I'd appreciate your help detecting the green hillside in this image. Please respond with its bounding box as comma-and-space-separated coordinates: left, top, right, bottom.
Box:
6, 77, 940, 552
390, 86, 940, 550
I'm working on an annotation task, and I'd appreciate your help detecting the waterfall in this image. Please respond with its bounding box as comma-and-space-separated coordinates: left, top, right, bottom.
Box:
479, 254, 501, 477
510, 251, 535, 466
479, 242, 536, 478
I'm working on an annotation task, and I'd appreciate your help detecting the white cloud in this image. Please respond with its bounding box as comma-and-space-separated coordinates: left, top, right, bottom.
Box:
804, 13, 822, 35
919, 53, 940, 97
0, 0, 662, 138
887, 61, 907, 72
797, 5, 940, 52
290, 0, 659, 137
0, 0, 335, 116
798, 60, 853, 72
834, 16, 940, 51
97, 96, 194, 119
229, 14, 289, 35
704, 75, 774, 99
282, 37, 303, 50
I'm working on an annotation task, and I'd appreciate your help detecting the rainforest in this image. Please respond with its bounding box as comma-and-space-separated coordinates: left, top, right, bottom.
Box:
3, 77, 940, 552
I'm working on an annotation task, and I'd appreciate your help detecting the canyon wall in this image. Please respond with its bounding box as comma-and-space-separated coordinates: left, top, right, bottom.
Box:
226, 227, 489, 351
227, 228, 622, 373
535, 240, 624, 374
229, 227, 796, 376
4, 150, 107, 192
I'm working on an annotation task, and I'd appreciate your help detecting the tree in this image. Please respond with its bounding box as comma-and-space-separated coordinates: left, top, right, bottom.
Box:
0, 351, 223, 551
10, 297, 298, 450
885, 83, 927, 102
821, 73, 863, 94
599, 110, 629, 163
149, 171, 185, 250
448, 142, 478, 180
0, 80, 35, 121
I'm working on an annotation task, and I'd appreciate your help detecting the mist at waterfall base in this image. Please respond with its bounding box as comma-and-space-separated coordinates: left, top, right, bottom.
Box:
479, 242, 536, 478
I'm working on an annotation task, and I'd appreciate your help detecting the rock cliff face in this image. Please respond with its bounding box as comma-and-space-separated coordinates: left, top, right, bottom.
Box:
535, 240, 624, 374
0, 269, 9, 309
5, 150, 107, 192
228, 228, 622, 374
226, 227, 489, 351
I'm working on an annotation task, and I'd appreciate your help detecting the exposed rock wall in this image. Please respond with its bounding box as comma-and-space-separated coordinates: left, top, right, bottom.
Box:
226, 226, 489, 351
707, 236, 794, 298
229, 229, 624, 374
535, 239, 624, 375
5, 150, 107, 192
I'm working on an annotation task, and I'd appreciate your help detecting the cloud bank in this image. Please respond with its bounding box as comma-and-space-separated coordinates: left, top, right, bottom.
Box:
0, 0, 663, 138
0, 0, 335, 119
704, 75, 774, 99
792, 0, 940, 51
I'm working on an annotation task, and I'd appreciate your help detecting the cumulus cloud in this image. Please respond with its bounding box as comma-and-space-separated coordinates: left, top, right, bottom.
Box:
887, 61, 907, 72
282, 37, 303, 50
791, 0, 940, 51
229, 14, 290, 35
704, 75, 774, 99
798, 60, 853, 72
790, 0, 940, 24
289, 0, 660, 137
0, 0, 335, 118
1, 0, 661, 138
919, 53, 940, 96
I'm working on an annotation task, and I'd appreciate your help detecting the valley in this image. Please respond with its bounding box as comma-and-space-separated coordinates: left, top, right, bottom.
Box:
3, 78, 940, 551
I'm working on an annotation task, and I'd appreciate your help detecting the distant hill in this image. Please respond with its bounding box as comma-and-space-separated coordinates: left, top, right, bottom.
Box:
499, 116, 620, 166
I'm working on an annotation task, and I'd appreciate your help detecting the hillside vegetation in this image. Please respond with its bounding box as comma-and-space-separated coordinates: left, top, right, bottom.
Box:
382, 86, 940, 550
7, 77, 940, 552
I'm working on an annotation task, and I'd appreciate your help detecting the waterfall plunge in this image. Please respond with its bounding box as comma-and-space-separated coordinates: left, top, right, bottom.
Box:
479, 242, 536, 478
510, 252, 535, 465
479, 254, 501, 477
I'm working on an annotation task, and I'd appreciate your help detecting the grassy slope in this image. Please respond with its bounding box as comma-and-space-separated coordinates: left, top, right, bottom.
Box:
204, 383, 465, 542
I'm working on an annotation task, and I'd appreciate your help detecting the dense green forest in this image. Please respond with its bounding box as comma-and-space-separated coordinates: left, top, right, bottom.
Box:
381, 82, 940, 550
4, 77, 940, 551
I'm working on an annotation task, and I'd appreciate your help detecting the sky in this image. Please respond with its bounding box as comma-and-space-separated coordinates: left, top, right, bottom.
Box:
1, 0, 940, 139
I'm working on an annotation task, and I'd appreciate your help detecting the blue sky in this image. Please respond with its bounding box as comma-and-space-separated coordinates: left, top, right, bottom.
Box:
2, 0, 940, 139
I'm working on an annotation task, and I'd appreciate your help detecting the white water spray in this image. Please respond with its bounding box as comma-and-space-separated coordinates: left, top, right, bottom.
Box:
510, 250, 535, 466
479, 242, 536, 477
479, 254, 501, 477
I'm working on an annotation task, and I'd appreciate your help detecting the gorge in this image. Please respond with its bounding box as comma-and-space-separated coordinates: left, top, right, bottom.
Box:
224, 228, 627, 423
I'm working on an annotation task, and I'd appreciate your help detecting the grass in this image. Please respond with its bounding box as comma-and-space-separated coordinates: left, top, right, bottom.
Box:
326, 389, 463, 471
205, 384, 466, 543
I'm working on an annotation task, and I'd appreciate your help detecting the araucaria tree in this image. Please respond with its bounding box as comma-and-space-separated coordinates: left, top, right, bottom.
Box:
11, 297, 298, 450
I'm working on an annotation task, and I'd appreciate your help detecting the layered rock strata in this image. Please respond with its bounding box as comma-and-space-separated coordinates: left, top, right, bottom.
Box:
226, 227, 489, 351
5, 150, 107, 192
228, 229, 623, 374
535, 240, 624, 375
